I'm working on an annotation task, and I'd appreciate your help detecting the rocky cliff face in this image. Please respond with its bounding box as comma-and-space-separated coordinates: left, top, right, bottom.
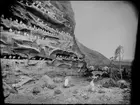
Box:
0, 0, 85, 68
76, 40, 110, 66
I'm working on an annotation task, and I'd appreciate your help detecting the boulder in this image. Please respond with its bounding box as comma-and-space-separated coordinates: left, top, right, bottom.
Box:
12, 75, 32, 88
80, 93, 89, 100
37, 75, 57, 89
73, 89, 78, 94
53, 77, 64, 83
65, 97, 79, 104
54, 89, 62, 95
3, 82, 18, 98
99, 78, 118, 88
40, 75, 54, 85
3, 88, 10, 98
117, 80, 129, 89
47, 84, 57, 89
32, 86, 41, 95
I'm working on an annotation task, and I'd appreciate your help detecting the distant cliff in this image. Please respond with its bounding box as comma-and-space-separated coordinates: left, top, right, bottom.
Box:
76, 40, 110, 66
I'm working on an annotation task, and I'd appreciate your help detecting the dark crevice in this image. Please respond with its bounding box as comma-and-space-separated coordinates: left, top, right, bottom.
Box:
0, 24, 9, 31
54, 51, 79, 61
44, 35, 59, 40
0, 53, 53, 61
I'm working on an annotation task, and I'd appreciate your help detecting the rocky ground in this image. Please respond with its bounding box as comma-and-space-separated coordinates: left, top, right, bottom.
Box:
1, 59, 131, 104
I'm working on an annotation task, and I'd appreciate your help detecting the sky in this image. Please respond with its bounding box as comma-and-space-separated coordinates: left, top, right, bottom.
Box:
71, 1, 138, 61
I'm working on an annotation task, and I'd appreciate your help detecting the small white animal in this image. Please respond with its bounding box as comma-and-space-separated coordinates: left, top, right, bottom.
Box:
64, 76, 72, 88
78, 68, 81, 72
64, 78, 69, 87
9, 56, 12, 59
90, 79, 95, 91
13, 56, 16, 59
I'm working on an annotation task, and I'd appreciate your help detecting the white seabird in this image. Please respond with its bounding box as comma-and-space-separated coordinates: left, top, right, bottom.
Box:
64, 78, 69, 87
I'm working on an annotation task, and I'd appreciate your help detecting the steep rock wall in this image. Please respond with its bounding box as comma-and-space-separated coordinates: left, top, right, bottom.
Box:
0, 0, 85, 67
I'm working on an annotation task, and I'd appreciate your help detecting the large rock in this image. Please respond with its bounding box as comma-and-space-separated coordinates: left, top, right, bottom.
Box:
1, 0, 111, 70
53, 77, 64, 83
38, 75, 54, 85
65, 97, 79, 104
117, 80, 129, 89
36, 75, 56, 89
0, 0, 84, 67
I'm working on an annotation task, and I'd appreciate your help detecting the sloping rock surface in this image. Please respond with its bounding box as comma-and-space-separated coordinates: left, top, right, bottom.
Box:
0, 0, 85, 67
1, 0, 110, 67
77, 40, 110, 66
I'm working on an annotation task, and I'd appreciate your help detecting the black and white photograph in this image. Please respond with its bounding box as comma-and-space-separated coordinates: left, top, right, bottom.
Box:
0, 0, 138, 104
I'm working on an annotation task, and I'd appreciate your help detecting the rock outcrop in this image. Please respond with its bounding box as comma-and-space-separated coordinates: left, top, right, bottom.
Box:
0, 0, 85, 68
76, 40, 110, 66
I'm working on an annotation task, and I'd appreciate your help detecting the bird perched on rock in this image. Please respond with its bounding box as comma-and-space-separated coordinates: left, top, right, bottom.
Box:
63, 76, 72, 88
90, 79, 95, 91
64, 78, 69, 88
89, 75, 98, 91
